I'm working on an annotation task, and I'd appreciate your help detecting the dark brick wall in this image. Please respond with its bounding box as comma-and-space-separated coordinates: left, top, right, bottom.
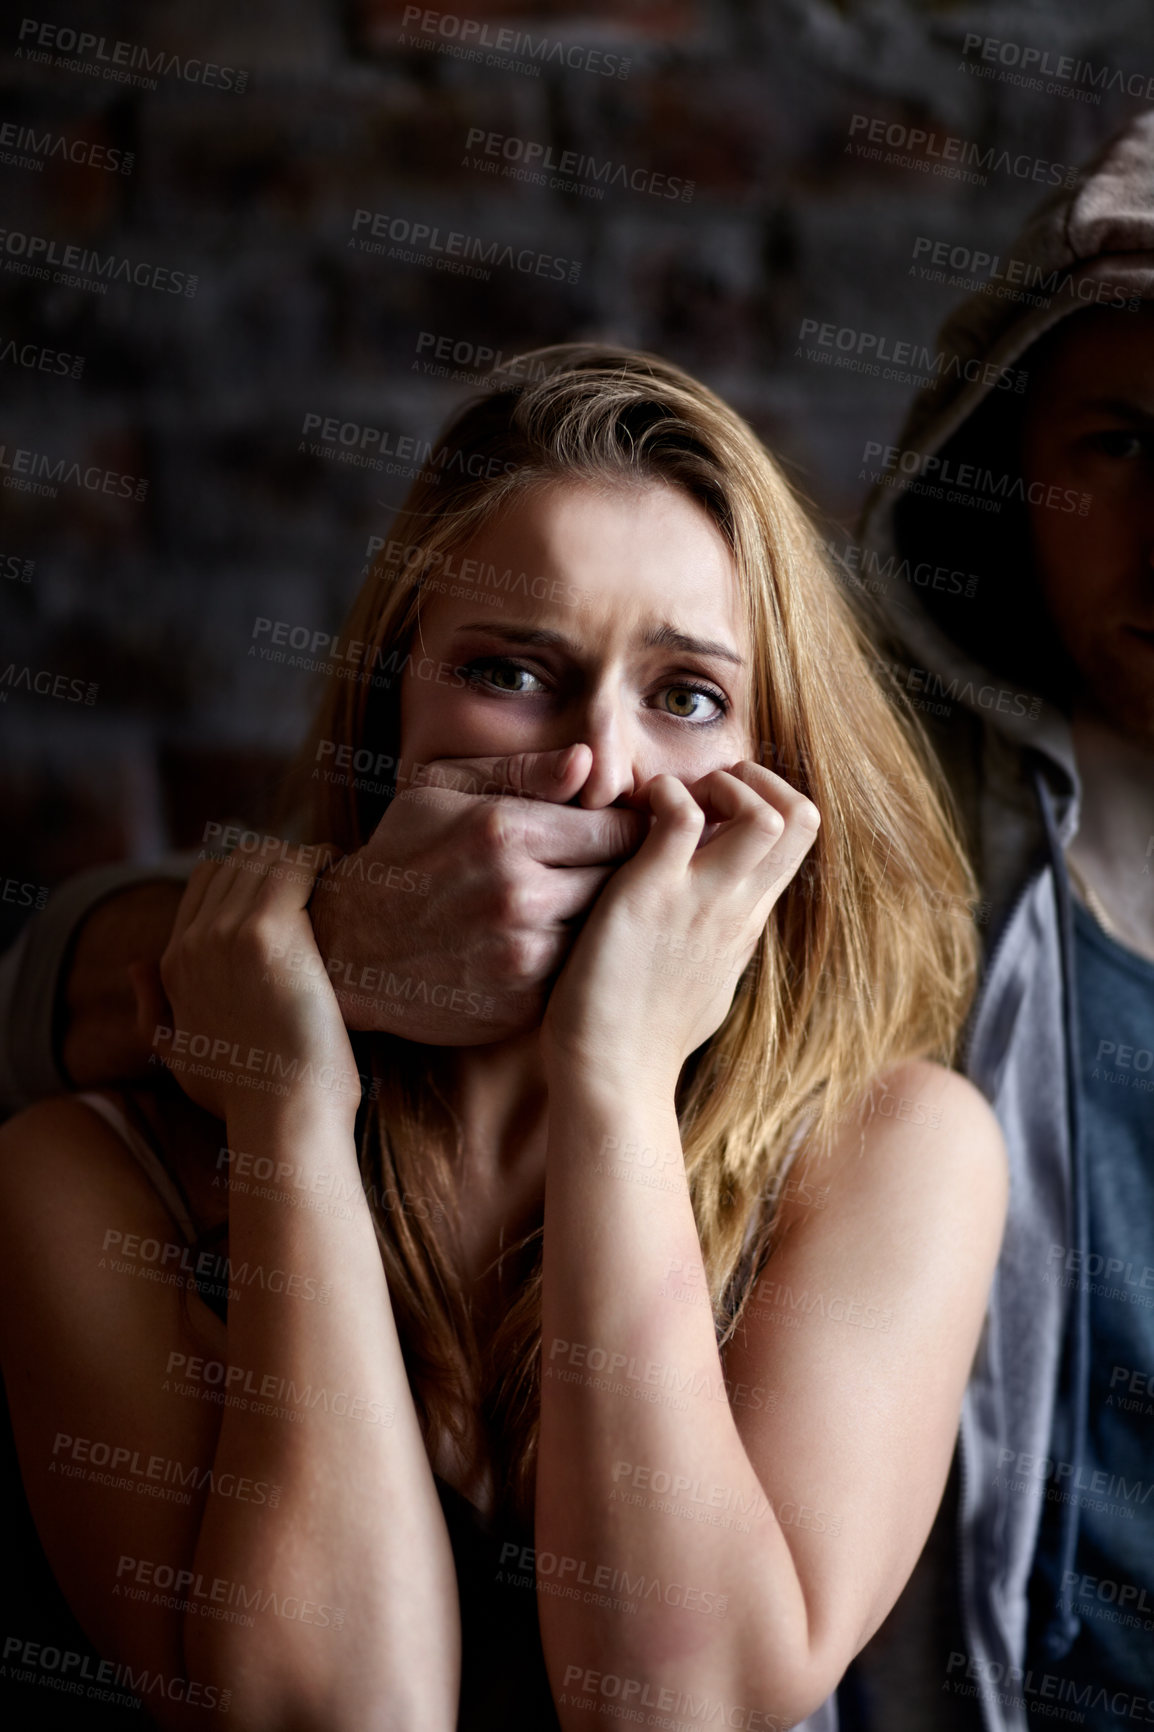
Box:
2, 0, 1153, 933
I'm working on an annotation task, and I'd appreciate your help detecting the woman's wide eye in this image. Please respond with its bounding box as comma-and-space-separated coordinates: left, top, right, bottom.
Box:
655, 685, 726, 721
461, 657, 546, 694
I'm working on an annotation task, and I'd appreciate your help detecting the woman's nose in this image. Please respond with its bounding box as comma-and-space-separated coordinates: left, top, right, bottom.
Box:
571, 704, 638, 809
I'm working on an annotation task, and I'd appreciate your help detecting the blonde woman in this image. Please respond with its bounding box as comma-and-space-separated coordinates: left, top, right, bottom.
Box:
0, 348, 1007, 1732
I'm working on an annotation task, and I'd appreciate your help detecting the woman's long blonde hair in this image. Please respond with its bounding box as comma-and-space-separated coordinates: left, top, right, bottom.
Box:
287, 344, 979, 1530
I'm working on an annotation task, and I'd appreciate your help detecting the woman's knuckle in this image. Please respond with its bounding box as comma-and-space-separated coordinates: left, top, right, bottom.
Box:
235, 913, 278, 959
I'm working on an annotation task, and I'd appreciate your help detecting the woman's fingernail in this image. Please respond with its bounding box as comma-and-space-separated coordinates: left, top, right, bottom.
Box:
553, 747, 574, 781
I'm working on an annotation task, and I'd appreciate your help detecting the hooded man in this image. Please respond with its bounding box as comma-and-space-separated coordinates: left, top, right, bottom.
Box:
836, 110, 1154, 1732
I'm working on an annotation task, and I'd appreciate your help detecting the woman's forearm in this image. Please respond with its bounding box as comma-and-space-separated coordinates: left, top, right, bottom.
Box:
182, 1093, 459, 1732
537, 1072, 810, 1728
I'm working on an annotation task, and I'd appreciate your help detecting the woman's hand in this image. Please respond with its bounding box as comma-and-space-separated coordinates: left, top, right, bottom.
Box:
140, 841, 363, 1127
540, 761, 820, 1093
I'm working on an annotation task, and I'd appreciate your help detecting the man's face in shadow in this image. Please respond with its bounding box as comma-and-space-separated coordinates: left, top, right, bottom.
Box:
1022, 303, 1154, 744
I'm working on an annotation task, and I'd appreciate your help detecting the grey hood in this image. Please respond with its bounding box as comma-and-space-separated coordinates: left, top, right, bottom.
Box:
855, 109, 1154, 923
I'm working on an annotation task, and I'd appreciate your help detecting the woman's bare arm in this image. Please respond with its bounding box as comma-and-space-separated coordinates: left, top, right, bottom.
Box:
182, 1086, 461, 1731
0, 836, 466, 1732
536, 1058, 1006, 1730
534, 764, 1007, 1728
0, 1089, 461, 1732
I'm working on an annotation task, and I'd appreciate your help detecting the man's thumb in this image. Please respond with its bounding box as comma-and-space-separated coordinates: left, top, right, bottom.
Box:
415, 744, 591, 802
517, 743, 592, 799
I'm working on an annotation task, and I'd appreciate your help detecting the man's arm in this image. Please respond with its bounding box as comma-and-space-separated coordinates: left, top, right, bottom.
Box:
1, 745, 647, 1110
0, 862, 192, 1114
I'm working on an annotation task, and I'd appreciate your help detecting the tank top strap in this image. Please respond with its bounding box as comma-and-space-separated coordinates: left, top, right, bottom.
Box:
75, 1090, 199, 1247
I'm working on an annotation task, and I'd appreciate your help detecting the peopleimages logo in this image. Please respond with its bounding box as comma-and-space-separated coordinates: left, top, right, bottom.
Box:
412, 329, 554, 385
2, 1636, 231, 1715
463, 128, 694, 203
115, 1554, 346, 1630
945, 1649, 1154, 1721
845, 113, 1078, 189
0, 443, 147, 502
0, 664, 99, 706
349, 209, 581, 284
798, 317, 1027, 391
0, 119, 133, 174
0, 228, 197, 298
397, 7, 632, 80
822, 534, 980, 602
961, 32, 1154, 103
15, 18, 249, 94
909, 235, 1142, 313
0, 337, 85, 378
862, 440, 1091, 518
1, 551, 35, 583
298, 409, 521, 482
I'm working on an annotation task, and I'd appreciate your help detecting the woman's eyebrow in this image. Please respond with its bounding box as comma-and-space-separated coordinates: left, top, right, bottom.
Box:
452, 621, 569, 648
450, 619, 745, 666
642, 622, 745, 666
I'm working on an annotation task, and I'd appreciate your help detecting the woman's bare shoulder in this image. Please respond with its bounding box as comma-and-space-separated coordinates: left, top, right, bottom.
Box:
872, 1056, 1006, 1141
0, 1088, 227, 1243
0, 1092, 142, 1208
0, 1091, 224, 1306
866, 1057, 1008, 1191
799, 1057, 1004, 1194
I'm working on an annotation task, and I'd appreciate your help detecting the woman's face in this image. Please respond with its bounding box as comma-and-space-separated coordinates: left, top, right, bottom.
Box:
398, 480, 756, 808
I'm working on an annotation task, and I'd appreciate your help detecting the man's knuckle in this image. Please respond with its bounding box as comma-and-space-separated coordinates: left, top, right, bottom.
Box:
494, 876, 536, 928
493, 930, 541, 980
499, 885, 526, 926
477, 804, 516, 851
502, 754, 529, 796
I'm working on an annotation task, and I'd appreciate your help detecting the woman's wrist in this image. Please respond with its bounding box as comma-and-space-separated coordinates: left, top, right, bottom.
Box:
542, 1035, 681, 1115
224, 1083, 360, 1155
540, 1018, 675, 1087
